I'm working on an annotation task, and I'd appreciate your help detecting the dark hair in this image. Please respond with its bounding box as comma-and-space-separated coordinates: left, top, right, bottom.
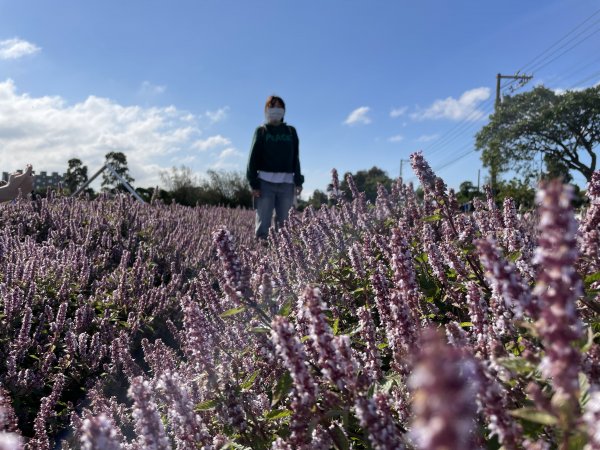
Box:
264, 95, 285, 111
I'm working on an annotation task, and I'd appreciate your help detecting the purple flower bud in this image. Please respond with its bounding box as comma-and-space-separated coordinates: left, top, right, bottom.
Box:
409, 328, 480, 450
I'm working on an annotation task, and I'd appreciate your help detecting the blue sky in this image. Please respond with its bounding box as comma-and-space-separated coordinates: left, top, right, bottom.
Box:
0, 0, 599, 197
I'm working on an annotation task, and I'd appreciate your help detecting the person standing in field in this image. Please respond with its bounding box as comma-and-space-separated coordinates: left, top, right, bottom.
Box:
246, 95, 304, 240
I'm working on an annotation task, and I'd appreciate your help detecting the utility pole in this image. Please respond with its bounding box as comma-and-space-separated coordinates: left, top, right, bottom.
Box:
495, 73, 533, 107
490, 73, 533, 191
399, 159, 410, 179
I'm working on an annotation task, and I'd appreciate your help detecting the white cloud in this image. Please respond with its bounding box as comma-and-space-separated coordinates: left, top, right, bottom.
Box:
390, 106, 407, 118
0, 38, 40, 60
193, 135, 231, 151
387, 134, 404, 143
138, 81, 166, 96
344, 106, 372, 126
416, 134, 439, 143
211, 147, 244, 170
206, 107, 229, 124
411, 87, 490, 121
0, 79, 236, 188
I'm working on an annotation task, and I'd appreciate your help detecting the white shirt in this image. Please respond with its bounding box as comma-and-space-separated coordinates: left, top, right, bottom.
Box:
257, 171, 294, 184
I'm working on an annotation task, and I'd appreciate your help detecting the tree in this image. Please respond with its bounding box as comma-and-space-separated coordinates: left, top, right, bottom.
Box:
494, 178, 536, 209
456, 181, 481, 206
198, 170, 252, 208
159, 167, 252, 208
101, 152, 134, 193
64, 158, 89, 194
160, 166, 200, 206
307, 189, 329, 209
340, 166, 393, 202
476, 85, 600, 183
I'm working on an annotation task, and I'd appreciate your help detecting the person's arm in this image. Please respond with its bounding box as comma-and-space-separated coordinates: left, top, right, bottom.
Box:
291, 127, 304, 192
246, 127, 262, 191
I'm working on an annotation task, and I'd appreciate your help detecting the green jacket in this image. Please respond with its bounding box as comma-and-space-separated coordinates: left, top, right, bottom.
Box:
246, 123, 304, 190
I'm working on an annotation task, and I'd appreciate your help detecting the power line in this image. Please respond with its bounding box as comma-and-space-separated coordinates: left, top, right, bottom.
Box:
541, 53, 600, 88
502, 7, 600, 91
425, 12, 600, 178
421, 98, 495, 157
408, 9, 600, 185
568, 69, 600, 88
527, 25, 600, 76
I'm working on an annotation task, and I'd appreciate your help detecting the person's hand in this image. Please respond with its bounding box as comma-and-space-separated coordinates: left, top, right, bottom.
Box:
295, 186, 302, 196
252, 189, 261, 198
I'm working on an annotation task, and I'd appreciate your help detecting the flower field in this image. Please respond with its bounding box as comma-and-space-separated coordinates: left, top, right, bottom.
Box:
0, 152, 599, 450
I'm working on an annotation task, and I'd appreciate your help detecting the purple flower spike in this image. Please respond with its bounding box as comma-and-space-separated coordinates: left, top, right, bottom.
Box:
79, 414, 122, 450
476, 237, 537, 320
0, 433, 23, 450
409, 327, 480, 450
271, 316, 318, 406
128, 376, 170, 450
583, 388, 600, 450
533, 180, 583, 404
355, 393, 404, 450
410, 151, 437, 192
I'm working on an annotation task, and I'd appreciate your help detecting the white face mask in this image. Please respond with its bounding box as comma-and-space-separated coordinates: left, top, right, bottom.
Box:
266, 107, 285, 123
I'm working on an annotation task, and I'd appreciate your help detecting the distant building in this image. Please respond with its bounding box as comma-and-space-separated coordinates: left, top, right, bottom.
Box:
34, 171, 66, 190
1, 170, 65, 190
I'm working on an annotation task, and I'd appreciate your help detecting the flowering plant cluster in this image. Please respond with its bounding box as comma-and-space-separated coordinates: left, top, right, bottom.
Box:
0, 153, 598, 449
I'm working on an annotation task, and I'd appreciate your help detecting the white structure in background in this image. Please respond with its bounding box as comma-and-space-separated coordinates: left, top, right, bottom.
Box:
2, 170, 65, 191
71, 163, 144, 203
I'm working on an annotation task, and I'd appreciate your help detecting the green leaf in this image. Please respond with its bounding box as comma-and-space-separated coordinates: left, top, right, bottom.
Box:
333, 318, 340, 335
381, 374, 402, 393
507, 251, 522, 262
566, 431, 588, 450
496, 356, 537, 375
250, 326, 270, 334
510, 407, 557, 426
195, 399, 218, 411
278, 300, 293, 317
330, 424, 350, 450
377, 342, 388, 350
29, 354, 40, 361
271, 371, 293, 406
460, 321, 473, 328
422, 213, 442, 223
220, 307, 246, 318
265, 409, 292, 420
584, 271, 600, 286
241, 370, 260, 390
579, 373, 593, 412
581, 326, 599, 353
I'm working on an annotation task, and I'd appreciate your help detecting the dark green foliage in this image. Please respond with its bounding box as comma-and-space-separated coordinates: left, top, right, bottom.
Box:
160, 166, 252, 208
63, 158, 91, 195
101, 151, 135, 193
476, 85, 600, 183
339, 167, 393, 203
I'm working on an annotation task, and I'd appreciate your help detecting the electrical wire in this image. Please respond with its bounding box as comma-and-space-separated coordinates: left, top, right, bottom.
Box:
502, 7, 600, 91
